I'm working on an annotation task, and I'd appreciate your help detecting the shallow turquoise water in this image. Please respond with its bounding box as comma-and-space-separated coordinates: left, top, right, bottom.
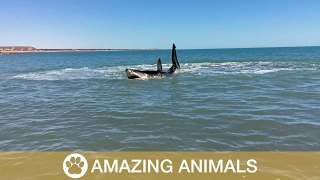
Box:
0, 47, 319, 151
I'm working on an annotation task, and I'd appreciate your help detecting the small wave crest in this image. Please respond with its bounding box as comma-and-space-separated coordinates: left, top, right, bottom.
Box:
180, 61, 319, 75
11, 64, 170, 81
10, 61, 319, 80
12, 67, 124, 80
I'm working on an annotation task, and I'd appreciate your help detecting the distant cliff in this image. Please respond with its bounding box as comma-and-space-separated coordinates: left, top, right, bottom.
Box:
0, 46, 36, 51
0, 46, 158, 54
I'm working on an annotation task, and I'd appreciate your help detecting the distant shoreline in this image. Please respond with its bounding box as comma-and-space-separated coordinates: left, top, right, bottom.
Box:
0, 50, 155, 55
0, 46, 159, 55
1, 45, 319, 55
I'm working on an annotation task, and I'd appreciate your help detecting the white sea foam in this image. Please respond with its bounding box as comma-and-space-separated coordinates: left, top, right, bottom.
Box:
179, 61, 317, 75
12, 67, 124, 80
10, 61, 318, 80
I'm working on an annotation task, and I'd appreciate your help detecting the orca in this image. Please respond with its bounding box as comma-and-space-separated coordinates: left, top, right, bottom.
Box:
125, 44, 180, 79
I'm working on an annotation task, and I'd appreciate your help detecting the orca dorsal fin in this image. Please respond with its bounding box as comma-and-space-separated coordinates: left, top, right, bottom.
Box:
172, 43, 180, 69
168, 43, 180, 73
157, 58, 163, 71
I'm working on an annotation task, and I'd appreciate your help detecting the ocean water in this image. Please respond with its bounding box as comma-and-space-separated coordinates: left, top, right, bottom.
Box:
0, 47, 319, 151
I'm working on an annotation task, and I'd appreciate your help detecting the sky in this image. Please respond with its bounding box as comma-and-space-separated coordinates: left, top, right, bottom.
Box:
1, 0, 320, 49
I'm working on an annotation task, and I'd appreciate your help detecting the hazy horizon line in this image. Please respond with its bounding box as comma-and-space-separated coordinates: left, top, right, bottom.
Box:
1, 45, 319, 50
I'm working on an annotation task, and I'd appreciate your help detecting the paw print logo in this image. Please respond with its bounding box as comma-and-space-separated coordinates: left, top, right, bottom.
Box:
63, 153, 88, 178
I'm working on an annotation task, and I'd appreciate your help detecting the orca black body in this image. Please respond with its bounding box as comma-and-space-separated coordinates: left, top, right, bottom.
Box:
125, 44, 180, 79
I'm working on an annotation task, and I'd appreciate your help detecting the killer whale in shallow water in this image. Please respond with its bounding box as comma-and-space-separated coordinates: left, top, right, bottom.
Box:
125, 44, 180, 79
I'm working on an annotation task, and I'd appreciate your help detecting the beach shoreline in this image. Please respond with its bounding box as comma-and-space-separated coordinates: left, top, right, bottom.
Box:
0, 47, 159, 55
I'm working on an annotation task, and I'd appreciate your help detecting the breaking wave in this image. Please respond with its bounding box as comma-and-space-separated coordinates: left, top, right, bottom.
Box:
10, 61, 319, 80
180, 61, 319, 75
12, 67, 125, 80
